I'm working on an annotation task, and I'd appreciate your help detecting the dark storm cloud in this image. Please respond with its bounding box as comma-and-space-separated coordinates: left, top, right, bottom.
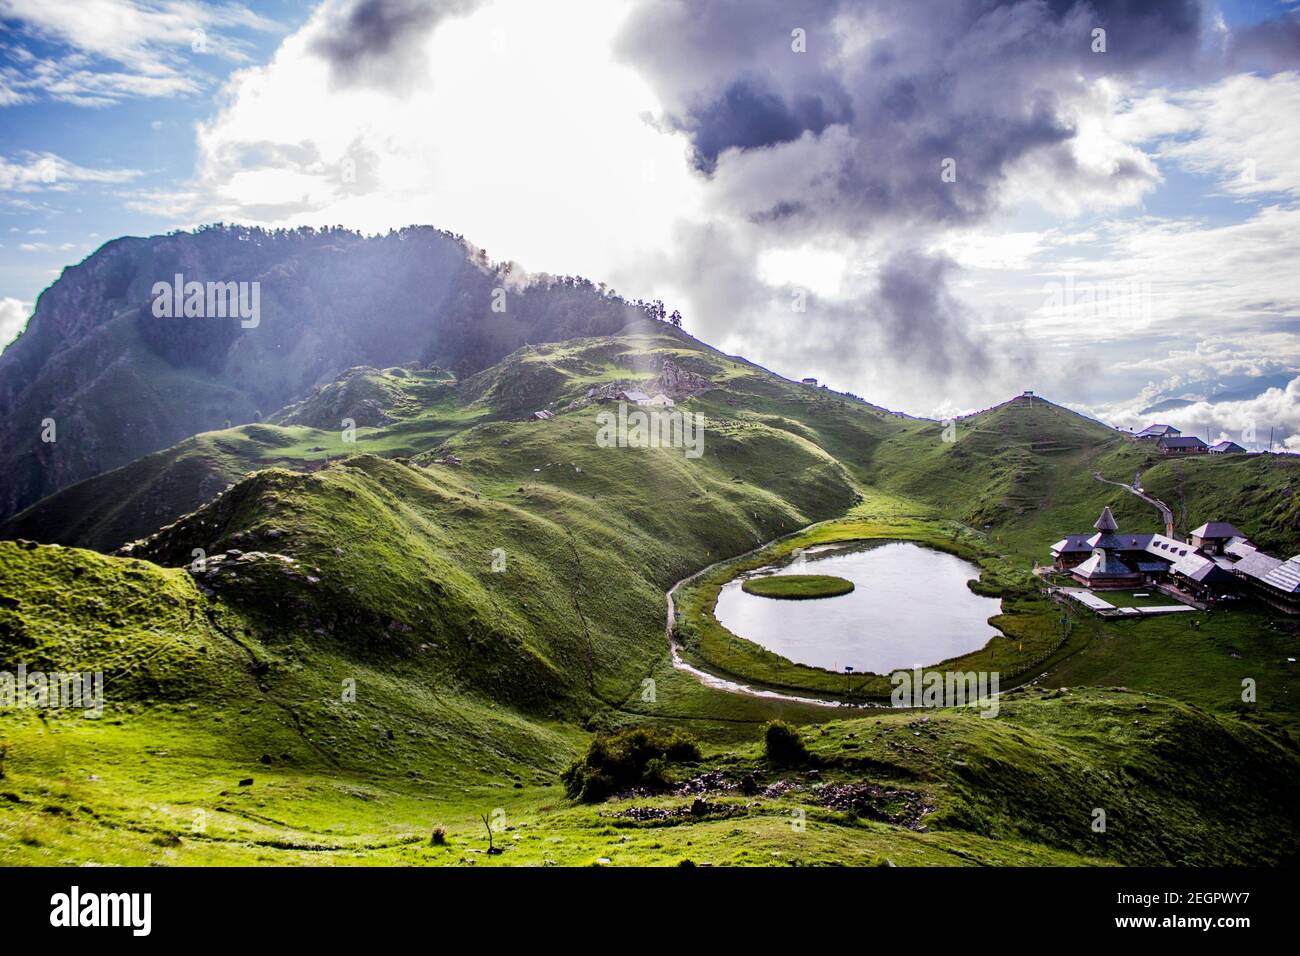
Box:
310, 0, 481, 90
791, 249, 1045, 392
614, 0, 1221, 401
646, 223, 1019, 390
618, 0, 1206, 232
870, 251, 989, 376
684, 75, 852, 172
1044, 0, 1202, 67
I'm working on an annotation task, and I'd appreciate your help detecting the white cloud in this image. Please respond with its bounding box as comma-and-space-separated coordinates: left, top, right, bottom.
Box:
1155, 72, 1300, 198
0, 151, 142, 192
1086, 376, 1300, 452
1003, 78, 1165, 217
0, 0, 279, 106
179, 0, 704, 283
0, 296, 30, 348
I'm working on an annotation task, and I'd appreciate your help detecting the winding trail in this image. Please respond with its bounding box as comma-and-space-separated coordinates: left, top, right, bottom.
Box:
663, 519, 867, 709
1093, 472, 1176, 537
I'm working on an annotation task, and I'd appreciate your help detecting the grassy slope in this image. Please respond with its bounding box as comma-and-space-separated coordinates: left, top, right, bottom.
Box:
5, 338, 1300, 865
866, 394, 1300, 559
671, 395, 1300, 738
0, 366, 485, 553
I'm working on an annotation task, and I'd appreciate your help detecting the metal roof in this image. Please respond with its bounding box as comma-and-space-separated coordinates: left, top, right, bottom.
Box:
1094, 506, 1118, 532
1136, 424, 1179, 438
1158, 436, 1209, 449
1262, 558, 1300, 595
1232, 551, 1283, 581
1190, 521, 1244, 539
1050, 534, 1093, 554
1074, 552, 1136, 578
1224, 538, 1257, 558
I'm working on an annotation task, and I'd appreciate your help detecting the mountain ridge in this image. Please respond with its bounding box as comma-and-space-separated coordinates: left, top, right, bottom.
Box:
0, 224, 665, 519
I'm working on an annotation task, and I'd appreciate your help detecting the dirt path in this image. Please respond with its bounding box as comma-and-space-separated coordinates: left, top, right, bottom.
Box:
662, 520, 859, 708
1093, 472, 1175, 537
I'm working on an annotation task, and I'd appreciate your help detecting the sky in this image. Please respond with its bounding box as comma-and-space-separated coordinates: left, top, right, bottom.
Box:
2, 0, 1299, 446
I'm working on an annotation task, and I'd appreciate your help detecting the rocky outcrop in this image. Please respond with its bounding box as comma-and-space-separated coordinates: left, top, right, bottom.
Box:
270, 367, 399, 428
647, 358, 713, 398
565, 357, 715, 413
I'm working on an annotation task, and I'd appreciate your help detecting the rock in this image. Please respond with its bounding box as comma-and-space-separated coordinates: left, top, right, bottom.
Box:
646, 358, 713, 398
238, 778, 254, 787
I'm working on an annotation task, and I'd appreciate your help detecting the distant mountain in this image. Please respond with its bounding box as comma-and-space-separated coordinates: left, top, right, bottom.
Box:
1140, 397, 1194, 415
0, 224, 657, 520
1139, 373, 1298, 417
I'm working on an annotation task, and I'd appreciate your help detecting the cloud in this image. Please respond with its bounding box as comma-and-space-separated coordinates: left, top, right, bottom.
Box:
0, 0, 280, 106
1090, 375, 1300, 452
0, 296, 30, 348
169, 0, 704, 276
615, 0, 1204, 237
309, 0, 482, 92
1221, 10, 1300, 74
110, 0, 1300, 421
0, 151, 142, 191
1150, 72, 1300, 199
680, 73, 852, 172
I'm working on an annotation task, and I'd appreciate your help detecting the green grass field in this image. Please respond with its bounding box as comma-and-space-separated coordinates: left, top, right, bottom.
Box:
4, 332, 1300, 866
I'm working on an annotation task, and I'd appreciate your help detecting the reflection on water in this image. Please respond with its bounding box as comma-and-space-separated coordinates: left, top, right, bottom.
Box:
713, 540, 1002, 675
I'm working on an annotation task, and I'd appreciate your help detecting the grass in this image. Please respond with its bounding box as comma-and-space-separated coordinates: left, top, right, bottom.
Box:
4, 688, 1296, 866
741, 574, 855, 599
5, 335, 1300, 865
671, 492, 1066, 700
1095, 590, 1184, 609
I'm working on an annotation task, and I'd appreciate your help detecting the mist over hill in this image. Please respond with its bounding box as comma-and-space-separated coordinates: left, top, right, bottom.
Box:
0, 224, 661, 519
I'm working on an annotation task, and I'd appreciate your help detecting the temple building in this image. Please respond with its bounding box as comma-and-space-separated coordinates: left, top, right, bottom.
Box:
1050, 507, 1300, 612
1051, 507, 1235, 598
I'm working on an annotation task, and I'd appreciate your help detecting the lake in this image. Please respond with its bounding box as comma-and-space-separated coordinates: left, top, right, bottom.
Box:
713, 540, 1003, 674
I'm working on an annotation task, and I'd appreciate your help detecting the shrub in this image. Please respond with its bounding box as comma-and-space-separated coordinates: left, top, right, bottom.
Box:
562, 727, 701, 803
430, 825, 447, 846
763, 720, 809, 765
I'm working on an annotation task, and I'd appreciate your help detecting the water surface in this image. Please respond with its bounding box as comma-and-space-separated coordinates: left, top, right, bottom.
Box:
713, 540, 1002, 674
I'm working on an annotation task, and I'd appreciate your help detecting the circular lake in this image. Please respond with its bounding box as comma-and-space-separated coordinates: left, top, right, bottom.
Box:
713, 540, 1003, 674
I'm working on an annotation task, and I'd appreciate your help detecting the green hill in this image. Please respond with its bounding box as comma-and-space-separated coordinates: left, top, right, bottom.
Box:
2, 328, 895, 552
0, 225, 661, 520
5, 335, 1300, 866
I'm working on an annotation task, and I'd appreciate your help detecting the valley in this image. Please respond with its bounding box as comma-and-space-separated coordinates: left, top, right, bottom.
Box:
4, 313, 1300, 867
